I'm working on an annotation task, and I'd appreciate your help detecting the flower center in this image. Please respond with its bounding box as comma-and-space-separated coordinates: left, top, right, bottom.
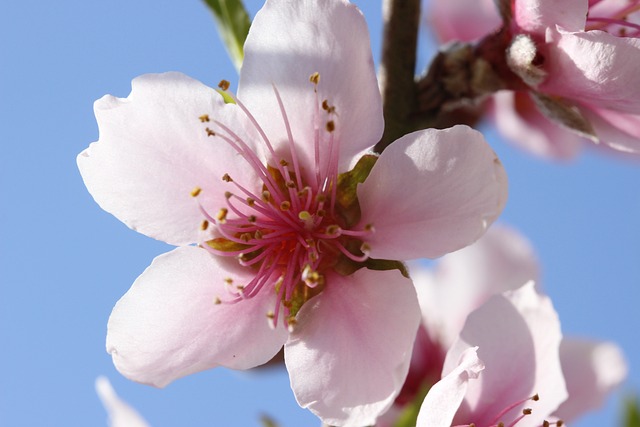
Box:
586, 0, 640, 36
191, 74, 375, 328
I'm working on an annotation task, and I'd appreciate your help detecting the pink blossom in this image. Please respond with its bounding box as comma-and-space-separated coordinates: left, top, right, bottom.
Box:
387, 225, 626, 426
416, 283, 568, 427
77, 0, 507, 425
96, 377, 150, 427
507, 0, 640, 155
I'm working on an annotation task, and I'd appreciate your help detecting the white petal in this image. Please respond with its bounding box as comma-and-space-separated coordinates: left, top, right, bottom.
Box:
284, 268, 421, 427
358, 126, 508, 260
554, 338, 627, 422
416, 347, 484, 427
95, 377, 151, 427
78, 72, 262, 246
239, 0, 383, 172
107, 246, 288, 387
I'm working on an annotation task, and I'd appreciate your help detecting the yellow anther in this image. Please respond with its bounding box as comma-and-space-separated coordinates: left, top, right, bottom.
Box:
248, 215, 257, 223
309, 72, 320, 84
316, 209, 326, 217
200, 220, 209, 231
240, 233, 251, 242
214, 296, 222, 305
557, 421, 564, 427
190, 187, 202, 197
225, 191, 232, 199
266, 311, 275, 319
326, 120, 335, 132
298, 211, 312, 221
361, 243, 371, 254
247, 197, 255, 207
322, 99, 335, 113
205, 127, 216, 136
279, 159, 289, 167
286, 180, 296, 188
254, 230, 263, 239
216, 208, 228, 223
543, 421, 550, 427
224, 277, 233, 285
218, 79, 230, 91
280, 201, 291, 211
532, 394, 540, 401
523, 408, 532, 415
199, 114, 210, 123
222, 173, 233, 182
236, 285, 245, 292
261, 191, 271, 202
364, 223, 375, 232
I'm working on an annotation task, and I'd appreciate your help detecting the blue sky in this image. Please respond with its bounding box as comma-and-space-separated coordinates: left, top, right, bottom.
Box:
1, 1, 639, 426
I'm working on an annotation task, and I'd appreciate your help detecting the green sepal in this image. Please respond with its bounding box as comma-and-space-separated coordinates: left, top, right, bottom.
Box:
216, 88, 236, 104
205, 237, 249, 253
392, 384, 431, 427
365, 258, 410, 278
202, 0, 251, 72
624, 395, 640, 427
335, 154, 378, 228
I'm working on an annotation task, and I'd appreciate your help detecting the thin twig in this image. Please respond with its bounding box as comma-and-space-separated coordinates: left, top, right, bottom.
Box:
375, 0, 421, 153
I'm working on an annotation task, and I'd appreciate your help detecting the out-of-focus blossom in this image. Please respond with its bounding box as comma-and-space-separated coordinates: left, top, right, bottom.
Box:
77, 0, 507, 425
416, 283, 568, 427
507, 0, 640, 155
384, 225, 626, 426
96, 377, 150, 427
427, 0, 501, 43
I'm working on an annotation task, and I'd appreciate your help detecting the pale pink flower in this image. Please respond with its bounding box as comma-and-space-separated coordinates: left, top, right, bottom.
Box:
390, 225, 626, 426
96, 377, 150, 427
416, 283, 568, 427
507, 0, 640, 155
77, 0, 507, 425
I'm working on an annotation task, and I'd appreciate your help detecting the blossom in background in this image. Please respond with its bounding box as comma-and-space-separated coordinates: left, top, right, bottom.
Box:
77, 0, 507, 425
507, 0, 640, 155
416, 283, 568, 427
96, 377, 150, 427
429, 0, 640, 158
382, 225, 627, 426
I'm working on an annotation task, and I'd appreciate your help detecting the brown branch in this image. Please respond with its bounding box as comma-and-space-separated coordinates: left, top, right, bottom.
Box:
375, 0, 421, 153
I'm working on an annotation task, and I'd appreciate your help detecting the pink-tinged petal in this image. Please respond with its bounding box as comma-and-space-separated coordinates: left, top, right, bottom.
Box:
542, 28, 640, 113
554, 338, 628, 422
581, 106, 640, 154
491, 91, 583, 159
514, 0, 587, 35
416, 347, 484, 427
428, 0, 501, 42
78, 72, 262, 246
238, 0, 382, 172
96, 377, 150, 427
284, 268, 421, 427
107, 246, 288, 387
357, 125, 508, 260
444, 283, 567, 426
414, 224, 541, 348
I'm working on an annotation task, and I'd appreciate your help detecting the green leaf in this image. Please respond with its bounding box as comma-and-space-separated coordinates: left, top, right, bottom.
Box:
202, 0, 251, 72
624, 395, 640, 427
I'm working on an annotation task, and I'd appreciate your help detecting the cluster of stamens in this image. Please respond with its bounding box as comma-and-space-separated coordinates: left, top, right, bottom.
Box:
191, 73, 374, 328
454, 394, 564, 427
586, 0, 640, 37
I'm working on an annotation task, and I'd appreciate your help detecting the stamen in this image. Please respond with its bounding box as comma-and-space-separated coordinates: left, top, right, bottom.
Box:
190, 186, 202, 197
218, 80, 230, 91
309, 72, 320, 85
199, 114, 210, 122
